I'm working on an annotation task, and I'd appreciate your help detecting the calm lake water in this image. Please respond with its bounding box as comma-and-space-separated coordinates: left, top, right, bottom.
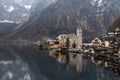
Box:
0, 45, 120, 80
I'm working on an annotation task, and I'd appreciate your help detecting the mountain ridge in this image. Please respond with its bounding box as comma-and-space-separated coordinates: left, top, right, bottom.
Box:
9, 0, 120, 40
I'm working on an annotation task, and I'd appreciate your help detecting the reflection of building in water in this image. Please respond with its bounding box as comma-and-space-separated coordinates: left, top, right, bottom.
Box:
69, 54, 82, 72
49, 50, 82, 73
49, 50, 67, 64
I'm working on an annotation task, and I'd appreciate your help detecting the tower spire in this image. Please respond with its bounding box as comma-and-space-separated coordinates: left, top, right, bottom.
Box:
77, 20, 82, 30
76, 8, 82, 29
76, 9, 82, 48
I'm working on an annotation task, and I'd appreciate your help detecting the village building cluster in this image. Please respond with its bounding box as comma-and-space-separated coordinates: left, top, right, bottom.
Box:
46, 20, 82, 49
38, 22, 120, 76
46, 27, 120, 51
37, 14, 120, 55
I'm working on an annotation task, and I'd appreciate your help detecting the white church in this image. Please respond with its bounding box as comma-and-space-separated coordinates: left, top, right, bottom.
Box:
57, 20, 82, 49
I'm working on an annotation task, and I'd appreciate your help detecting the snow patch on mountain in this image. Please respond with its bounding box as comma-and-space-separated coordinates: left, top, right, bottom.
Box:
0, 20, 20, 24
98, 0, 103, 7
91, 0, 97, 6
0, 0, 34, 23
6, 6, 15, 12
14, 0, 23, 3
0, 20, 14, 23
24, 5, 32, 10
22, 13, 27, 17
91, 0, 103, 7
0, 61, 13, 65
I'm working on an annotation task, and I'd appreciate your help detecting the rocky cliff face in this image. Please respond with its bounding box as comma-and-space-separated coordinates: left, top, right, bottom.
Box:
12, 0, 120, 40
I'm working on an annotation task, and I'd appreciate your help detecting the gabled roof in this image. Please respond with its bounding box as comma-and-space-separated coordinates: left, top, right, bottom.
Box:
67, 34, 77, 39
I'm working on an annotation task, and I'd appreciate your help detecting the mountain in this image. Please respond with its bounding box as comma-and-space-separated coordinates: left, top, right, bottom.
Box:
11, 0, 120, 40
0, 23, 19, 38
109, 17, 120, 32
108, 17, 120, 38
30, 0, 57, 18
0, 0, 34, 23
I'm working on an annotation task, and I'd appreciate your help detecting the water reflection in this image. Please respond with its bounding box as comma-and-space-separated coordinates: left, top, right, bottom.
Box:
0, 45, 120, 80
0, 45, 79, 80
0, 45, 34, 80
49, 49, 82, 73
0, 59, 32, 80
48, 49, 120, 80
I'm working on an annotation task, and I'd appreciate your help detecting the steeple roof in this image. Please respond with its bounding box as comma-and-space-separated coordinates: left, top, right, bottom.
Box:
76, 9, 82, 30
77, 20, 82, 30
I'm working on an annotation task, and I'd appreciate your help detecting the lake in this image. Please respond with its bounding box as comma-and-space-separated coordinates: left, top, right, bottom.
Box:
0, 45, 120, 80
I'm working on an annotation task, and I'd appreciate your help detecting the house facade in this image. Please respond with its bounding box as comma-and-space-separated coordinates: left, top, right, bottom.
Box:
91, 38, 102, 47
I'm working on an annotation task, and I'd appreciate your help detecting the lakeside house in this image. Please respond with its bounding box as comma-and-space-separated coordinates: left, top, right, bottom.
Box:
47, 39, 64, 49
91, 37, 116, 48
91, 38, 102, 47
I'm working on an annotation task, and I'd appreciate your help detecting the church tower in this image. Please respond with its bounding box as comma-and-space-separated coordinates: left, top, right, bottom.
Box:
77, 20, 82, 48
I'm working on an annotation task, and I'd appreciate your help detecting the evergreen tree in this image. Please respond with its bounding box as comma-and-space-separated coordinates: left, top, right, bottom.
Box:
66, 37, 70, 48
72, 41, 76, 48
